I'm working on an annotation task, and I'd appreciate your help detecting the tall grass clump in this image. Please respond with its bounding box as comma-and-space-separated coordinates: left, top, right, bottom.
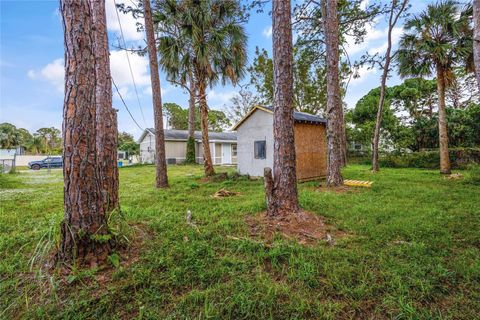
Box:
465, 165, 480, 185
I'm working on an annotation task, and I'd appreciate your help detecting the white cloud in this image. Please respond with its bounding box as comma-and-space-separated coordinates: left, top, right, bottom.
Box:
350, 66, 377, 86
142, 84, 173, 96
28, 50, 150, 96
262, 26, 272, 38
27, 58, 64, 91
105, 0, 144, 42
367, 27, 404, 56
345, 18, 406, 60
345, 21, 385, 56
207, 89, 237, 107
1, 59, 14, 68
360, 0, 369, 10
27, 70, 36, 79
110, 50, 150, 87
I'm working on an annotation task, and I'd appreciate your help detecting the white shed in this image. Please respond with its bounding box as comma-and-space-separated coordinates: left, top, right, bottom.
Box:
232, 106, 328, 181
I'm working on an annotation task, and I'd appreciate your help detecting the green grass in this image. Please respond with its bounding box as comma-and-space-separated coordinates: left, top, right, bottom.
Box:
1, 165, 479, 319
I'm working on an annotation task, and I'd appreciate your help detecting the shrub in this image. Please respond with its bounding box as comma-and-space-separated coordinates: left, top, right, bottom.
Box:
376, 148, 480, 169
185, 137, 196, 164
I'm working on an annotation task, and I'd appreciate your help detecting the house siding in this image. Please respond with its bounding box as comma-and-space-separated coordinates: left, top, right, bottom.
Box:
139, 132, 156, 163
237, 109, 274, 177
139, 131, 236, 165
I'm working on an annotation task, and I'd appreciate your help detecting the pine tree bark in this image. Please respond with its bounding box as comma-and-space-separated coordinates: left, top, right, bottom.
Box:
264, 167, 274, 214
91, 0, 119, 212
197, 79, 215, 176
436, 66, 451, 174
144, 0, 168, 188
474, 0, 480, 92
268, 0, 300, 216
58, 0, 111, 266
186, 72, 196, 163
322, 0, 344, 186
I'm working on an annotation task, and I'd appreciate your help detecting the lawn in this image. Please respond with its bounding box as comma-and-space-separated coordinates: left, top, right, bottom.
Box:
1, 165, 479, 319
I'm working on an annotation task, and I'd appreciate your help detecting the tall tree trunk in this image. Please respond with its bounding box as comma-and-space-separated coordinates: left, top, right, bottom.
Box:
267, 0, 300, 216
340, 121, 347, 167
144, 0, 168, 188
474, 0, 480, 92
197, 79, 215, 176
372, 0, 407, 172
91, 0, 119, 212
186, 72, 196, 164
58, 0, 110, 266
322, 0, 344, 186
436, 66, 451, 174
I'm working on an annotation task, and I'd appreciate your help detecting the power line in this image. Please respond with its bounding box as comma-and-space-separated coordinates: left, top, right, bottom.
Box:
113, 0, 147, 126
112, 77, 144, 132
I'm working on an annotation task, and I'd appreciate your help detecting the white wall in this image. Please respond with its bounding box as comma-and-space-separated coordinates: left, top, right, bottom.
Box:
139, 132, 156, 164
237, 109, 273, 177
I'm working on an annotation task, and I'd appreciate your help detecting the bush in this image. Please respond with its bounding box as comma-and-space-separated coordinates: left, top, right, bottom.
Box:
377, 148, 480, 169
185, 137, 196, 164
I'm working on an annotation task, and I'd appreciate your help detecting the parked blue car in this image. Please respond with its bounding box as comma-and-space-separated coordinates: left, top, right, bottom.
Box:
28, 157, 63, 170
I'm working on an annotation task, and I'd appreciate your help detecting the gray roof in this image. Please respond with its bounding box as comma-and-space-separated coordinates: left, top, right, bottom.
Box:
143, 129, 236, 142
262, 106, 327, 124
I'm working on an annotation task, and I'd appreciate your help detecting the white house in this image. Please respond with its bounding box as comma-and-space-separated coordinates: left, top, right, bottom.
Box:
138, 129, 237, 165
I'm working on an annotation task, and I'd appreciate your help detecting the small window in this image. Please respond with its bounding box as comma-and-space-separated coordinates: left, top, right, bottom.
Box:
254, 141, 266, 159
232, 144, 237, 157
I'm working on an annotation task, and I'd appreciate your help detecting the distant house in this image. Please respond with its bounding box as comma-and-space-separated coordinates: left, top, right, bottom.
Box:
138, 129, 237, 165
232, 106, 327, 181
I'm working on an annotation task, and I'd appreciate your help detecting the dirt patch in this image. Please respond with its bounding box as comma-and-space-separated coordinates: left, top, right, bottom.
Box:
211, 188, 240, 198
445, 173, 463, 180
246, 211, 347, 246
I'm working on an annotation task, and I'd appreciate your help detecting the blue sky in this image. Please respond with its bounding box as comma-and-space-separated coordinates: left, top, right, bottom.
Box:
0, 0, 429, 139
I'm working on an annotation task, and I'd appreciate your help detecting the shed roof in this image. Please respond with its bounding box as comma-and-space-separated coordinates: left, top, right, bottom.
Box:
138, 129, 236, 143
232, 105, 327, 130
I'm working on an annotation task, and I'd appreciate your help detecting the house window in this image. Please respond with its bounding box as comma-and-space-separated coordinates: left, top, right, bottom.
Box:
232, 144, 237, 157
254, 141, 266, 159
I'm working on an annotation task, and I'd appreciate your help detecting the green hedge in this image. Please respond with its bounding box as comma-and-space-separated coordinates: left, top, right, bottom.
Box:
378, 148, 480, 169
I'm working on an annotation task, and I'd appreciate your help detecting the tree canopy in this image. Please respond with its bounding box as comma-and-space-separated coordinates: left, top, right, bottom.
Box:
0, 123, 62, 154
163, 103, 231, 132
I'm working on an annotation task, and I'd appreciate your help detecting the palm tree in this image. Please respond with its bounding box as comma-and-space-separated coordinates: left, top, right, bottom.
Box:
158, 0, 247, 176
396, 0, 472, 174
156, 0, 197, 164
28, 135, 45, 154
0, 123, 20, 149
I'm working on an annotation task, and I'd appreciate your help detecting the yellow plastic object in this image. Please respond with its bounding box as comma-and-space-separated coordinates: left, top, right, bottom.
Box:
344, 179, 373, 187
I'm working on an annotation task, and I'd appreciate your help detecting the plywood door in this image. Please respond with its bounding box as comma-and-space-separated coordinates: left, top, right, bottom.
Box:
294, 123, 327, 180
